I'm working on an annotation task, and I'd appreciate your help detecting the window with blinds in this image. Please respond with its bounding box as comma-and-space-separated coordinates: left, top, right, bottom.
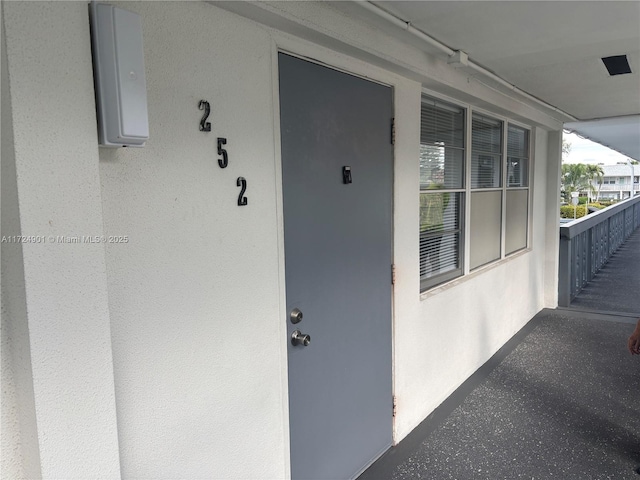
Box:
471, 114, 502, 189
419, 95, 534, 290
420, 95, 465, 290
470, 113, 503, 270
506, 125, 530, 254
507, 124, 529, 187
420, 97, 465, 189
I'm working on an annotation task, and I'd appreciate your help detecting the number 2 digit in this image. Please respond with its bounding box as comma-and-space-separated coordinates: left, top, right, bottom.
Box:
237, 177, 248, 206
199, 100, 211, 132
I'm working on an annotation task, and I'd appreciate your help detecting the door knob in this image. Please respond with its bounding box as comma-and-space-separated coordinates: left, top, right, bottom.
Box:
291, 330, 311, 347
290, 308, 303, 324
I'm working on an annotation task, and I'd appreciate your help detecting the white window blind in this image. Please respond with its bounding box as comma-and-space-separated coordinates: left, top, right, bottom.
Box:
420, 97, 465, 189
507, 124, 528, 158
471, 114, 502, 189
420, 192, 462, 284
470, 114, 503, 269
507, 125, 529, 187
420, 95, 465, 290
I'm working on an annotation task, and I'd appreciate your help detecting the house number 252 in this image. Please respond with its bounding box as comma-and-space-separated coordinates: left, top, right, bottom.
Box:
199, 100, 248, 206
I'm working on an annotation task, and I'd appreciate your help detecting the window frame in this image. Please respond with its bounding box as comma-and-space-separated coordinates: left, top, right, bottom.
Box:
469, 110, 505, 270
419, 94, 466, 291
419, 90, 533, 293
504, 122, 531, 256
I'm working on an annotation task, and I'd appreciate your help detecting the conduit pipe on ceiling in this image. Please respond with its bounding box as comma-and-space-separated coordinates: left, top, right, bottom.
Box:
358, 1, 578, 121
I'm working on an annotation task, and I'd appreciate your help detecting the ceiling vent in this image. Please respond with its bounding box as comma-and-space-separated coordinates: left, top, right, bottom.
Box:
601, 55, 632, 76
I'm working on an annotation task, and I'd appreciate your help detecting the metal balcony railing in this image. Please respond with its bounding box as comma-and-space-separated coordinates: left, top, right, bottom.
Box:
597, 183, 640, 192
558, 195, 640, 307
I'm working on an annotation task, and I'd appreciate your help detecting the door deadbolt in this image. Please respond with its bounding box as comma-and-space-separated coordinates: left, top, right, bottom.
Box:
291, 330, 310, 347
290, 308, 303, 324
342, 166, 352, 184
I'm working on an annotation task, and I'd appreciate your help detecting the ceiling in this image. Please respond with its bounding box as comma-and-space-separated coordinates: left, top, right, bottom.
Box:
358, 1, 640, 160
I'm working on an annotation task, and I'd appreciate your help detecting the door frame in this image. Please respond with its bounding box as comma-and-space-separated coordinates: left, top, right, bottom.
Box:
269, 39, 400, 475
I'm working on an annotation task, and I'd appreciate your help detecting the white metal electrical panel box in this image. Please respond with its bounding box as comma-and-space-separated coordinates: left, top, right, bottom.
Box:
90, 2, 149, 147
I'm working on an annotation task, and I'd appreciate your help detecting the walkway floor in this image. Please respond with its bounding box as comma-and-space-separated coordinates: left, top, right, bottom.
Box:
360, 234, 640, 480
570, 229, 640, 315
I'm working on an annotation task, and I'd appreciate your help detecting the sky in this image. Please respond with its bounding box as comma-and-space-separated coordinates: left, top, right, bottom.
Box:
563, 131, 632, 166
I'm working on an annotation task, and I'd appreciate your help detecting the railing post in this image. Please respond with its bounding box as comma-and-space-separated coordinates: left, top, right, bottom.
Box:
558, 234, 572, 307
625, 207, 631, 239
587, 226, 593, 283
608, 215, 612, 257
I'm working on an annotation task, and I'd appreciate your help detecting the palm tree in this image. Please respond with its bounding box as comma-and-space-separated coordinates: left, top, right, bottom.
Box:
585, 164, 604, 203
561, 163, 590, 202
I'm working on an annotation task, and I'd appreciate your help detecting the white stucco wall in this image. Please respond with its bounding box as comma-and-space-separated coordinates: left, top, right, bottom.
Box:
1, 12, 42, 477
97, 2, 289, 478
2, 0, 564, 476
2, 1, 121, 477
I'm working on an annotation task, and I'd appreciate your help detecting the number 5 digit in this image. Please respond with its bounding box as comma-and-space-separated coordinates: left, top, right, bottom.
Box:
217, 138, 228, 168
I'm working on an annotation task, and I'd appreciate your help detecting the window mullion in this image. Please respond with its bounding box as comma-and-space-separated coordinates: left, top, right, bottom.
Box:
500, 122, 507, 259
463, 107, 472, 276
526, 128, 535, 249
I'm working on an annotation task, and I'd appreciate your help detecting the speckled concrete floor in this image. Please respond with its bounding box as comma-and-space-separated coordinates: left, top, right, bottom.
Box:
359, 310, 640, 480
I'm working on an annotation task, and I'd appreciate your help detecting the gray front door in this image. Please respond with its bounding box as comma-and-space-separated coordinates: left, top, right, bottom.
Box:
279, 53, 394, 480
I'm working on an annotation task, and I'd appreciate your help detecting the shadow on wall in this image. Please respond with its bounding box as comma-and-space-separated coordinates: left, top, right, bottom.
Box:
474, 290, 496, 370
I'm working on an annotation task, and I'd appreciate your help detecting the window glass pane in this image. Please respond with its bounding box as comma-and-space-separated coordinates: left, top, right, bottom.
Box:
420, 192, 462, 284
472, 114, 502, 154
507, 157, 528, 187
471, 113, 502, 189
507, 125, 529, 187
421, 97, 464, 148
470, 191, 502, 269
507, 124, 529, 158
420, 96, 465, 190
506, 190, 528, 254
420, 232, 460, 280
419, 97, 465, 291
471, 153, 502, 188
420, 146, 464, 189
420, 192, 459, 233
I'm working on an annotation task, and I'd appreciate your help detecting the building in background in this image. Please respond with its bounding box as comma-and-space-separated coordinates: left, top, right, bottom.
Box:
595, 164, 640, 200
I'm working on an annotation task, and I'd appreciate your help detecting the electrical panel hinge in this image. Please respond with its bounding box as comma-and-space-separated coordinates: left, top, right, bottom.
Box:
391, 264, 396, 285
390, 118, 395, 145
392, 395, 397, 417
